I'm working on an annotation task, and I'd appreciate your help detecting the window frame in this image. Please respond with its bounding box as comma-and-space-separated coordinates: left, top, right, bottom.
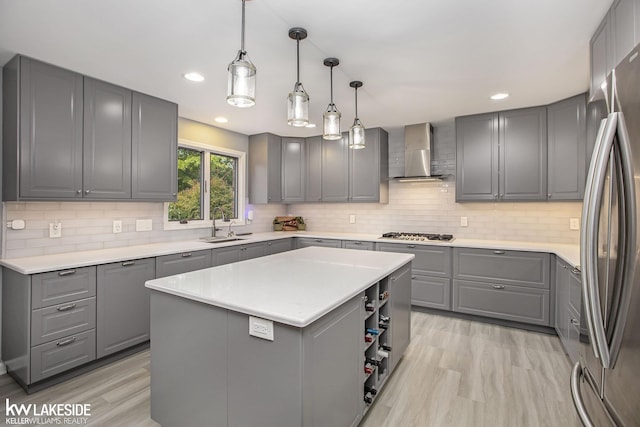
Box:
164, 138, 246, 231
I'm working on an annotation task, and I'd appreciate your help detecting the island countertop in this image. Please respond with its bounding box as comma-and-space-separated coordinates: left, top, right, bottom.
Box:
145, 246, 414, 327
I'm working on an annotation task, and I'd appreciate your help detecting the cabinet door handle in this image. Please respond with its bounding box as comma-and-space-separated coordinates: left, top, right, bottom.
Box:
548, 193, 552, 198
56, 337, 77, 347
315, 239, 323, 243
493, 250, 505, 255
571, 268, 581, 274
492, 285, 505, 289
571, 318, 580, 326
57, 303, 77, 312
58, 269, 77, 276
407, 245, 416, 248
84, 189, 91, 194
353, 241, 363, 245
121, 261, 136, 267
76, 189, 82, 195
267, 242, 272, 246
411, 276, 417, 279
181, 253, 192, 258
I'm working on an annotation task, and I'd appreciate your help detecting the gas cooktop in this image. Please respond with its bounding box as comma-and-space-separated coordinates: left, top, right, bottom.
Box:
380, 232, 454, 242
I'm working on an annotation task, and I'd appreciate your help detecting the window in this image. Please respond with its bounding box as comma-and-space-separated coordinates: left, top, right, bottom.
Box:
165, 139, 246, 230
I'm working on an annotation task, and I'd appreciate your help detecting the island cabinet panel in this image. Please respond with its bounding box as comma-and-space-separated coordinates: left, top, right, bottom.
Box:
266, 238, 293, 255
155, 249, 211, 278
150, 292, 228, 427
96, 258, 155, 358
390, 262, 411, 372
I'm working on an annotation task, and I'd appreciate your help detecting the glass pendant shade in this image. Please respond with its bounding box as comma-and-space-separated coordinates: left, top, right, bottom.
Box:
227, 51, 256, 107
349, 118, 366, 149
288, 83, 309, 127
323, 104, 341, 140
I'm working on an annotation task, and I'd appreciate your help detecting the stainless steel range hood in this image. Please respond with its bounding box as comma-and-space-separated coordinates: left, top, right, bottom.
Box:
393, 123, 444, 182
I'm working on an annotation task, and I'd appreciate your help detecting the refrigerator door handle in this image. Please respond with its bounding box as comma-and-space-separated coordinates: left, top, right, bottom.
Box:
585, 113, 619, 368
607, 112, 637, 369
571, 362, 596, 427
581, 116, 611, 361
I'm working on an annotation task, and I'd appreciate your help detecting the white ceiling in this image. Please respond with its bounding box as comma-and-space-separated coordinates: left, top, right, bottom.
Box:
0, 0, 612, 137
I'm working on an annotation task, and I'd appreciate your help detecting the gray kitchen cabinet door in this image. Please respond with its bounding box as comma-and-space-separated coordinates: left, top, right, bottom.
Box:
131, 92, 178, 201
499, 107, 547, 201
341, 240, 374, 251
377, 243, 451, 278
83, 77, 132, 199
296, 237, 342, 249
14, 56, 84, 199
249, 133, 282, 203
349, 128, 388, 202
30, 329, 96, 383
239, 242, 268, 260
390, 262, 411, 372
322, 132, 349, 201
411, 275, 451, 311
590, 13, 612, 98
305, 136, 323, 202
96, 258, 155, 358
155, 250, 211, 278
282, 137, 306, 203
266, 238, 293, 255
547, 94, 587, 200
212, 246, 241, 266
611, 0, 638, 66
455, 113, 499, 201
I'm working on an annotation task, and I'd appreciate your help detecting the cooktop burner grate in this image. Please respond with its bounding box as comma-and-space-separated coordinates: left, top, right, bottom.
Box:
381, 232, 454, 242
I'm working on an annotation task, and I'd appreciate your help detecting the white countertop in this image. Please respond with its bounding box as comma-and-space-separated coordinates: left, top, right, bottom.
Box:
0, 230, 580, 274
145, 246, 414, 327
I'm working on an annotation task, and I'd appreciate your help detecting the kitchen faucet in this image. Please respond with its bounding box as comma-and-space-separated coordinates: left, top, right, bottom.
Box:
212, 207, 225, 238
227, 220, 236, 238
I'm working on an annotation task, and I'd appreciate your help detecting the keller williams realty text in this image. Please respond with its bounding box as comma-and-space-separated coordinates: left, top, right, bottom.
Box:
5, 399, 91, 425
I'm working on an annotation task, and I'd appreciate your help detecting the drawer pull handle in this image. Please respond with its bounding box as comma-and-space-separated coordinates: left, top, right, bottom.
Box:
315, 239, 323, 243
58, 269, 77, 276
121, 261, 136, 267
181, 253, 192, 258
411, 276, 417, 279
56, 337, 77, 347
57, 303, 77, 312
571, 268, 581, 274
407, 245, 416, 248
492, 285, 506, 290
354, 242, 363, 245
493, 250, 505, 255
571, 318, 580, 326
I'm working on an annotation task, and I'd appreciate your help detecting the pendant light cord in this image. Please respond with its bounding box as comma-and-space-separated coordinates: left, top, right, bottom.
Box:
354, 86, 359, 119
330, 65, 334, 104
240, 0, 246, 54
296, 38, 301, 84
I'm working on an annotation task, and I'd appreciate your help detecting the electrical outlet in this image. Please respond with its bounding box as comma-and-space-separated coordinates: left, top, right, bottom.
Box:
460, 216, 468, 227
349, 215, 356, 224
113, 220, 122, 233
49, 222, 62, 238
570, 218, 580, 230
249, 316, 274, 341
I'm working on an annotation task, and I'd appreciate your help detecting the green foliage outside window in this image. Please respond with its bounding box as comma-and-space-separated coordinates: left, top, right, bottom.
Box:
210, 154, 236, 220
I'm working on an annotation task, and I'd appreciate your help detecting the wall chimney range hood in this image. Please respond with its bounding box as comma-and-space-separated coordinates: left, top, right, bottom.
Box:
393, 123, 444, 182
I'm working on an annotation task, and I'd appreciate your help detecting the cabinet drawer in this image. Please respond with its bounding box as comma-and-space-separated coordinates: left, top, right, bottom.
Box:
31, 297, 96, 346
378, 243, 451, 277
453, 248, 550, 288
32, 266, 97, 309
30, 329, 96, 383
411, 275, 451, 310
155, 250, 210, 278
453, 279, 550, 326
341, 240, 374, 251
296, 238, 341, 248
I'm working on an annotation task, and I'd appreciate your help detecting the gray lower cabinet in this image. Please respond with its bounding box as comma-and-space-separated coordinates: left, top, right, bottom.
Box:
296, 237, 342, 249
155, 249, 211, 278
452, 248, 551, 326
305, 136, 323, 202
555, 257, 582, 363
342, 240, 375, 250
96, 258, 155, 358
249, 133, 282, 204
131, 92, 178, 201
240, 242, 268, 260
322, 132, 350, 202
377, 243, 452, 310
282, 137, 306, 203
212, 242, 269, 266
266, 238, 293, 255
547, 94, 587, 200
2, 266, 97, 387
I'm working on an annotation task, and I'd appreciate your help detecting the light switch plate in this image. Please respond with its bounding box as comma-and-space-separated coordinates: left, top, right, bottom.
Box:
460, 216, 468, 227
349, 215, 356, 224
570, 218, 580, 230
113, 220, 122, 233
135, 219, 153, 232
49, 222, 62, 238
249, 316, 274, 341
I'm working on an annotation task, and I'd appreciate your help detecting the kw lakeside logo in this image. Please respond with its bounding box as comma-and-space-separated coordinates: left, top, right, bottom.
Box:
4, 398, 91, 425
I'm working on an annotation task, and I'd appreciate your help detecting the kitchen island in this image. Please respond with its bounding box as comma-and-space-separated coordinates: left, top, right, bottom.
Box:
145, 246, 413, 427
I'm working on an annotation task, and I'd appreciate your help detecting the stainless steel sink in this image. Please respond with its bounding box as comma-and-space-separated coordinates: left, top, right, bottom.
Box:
200, 237, 246, 244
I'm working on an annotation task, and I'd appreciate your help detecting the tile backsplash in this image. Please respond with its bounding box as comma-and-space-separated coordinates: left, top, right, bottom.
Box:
3, 180, 581, 259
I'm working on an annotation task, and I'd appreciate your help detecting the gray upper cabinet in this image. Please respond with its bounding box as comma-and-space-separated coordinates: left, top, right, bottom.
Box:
131, 92, 178, 201
349, 128, 389, 203
611, 0, 639, 67
499, 107, 547, 201
83, 77, 132, 199
590, 14, 612, 99
3, 56, 84, 200
456, 107, 547, 201
249, 133, 282, 204
322, 132, 350, 202
455, 113, 499, 201
305, 136, 323, 202
282, 137, 306, 203
547, 94, 587, 200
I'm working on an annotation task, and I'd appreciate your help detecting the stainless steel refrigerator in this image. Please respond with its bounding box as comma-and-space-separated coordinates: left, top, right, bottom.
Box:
571, 42, 640, 426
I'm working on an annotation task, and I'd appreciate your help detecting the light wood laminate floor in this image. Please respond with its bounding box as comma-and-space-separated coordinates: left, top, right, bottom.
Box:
1, 311, 580, 427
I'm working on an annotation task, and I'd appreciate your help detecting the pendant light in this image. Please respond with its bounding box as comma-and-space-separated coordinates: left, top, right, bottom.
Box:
348, 81, 365, 149
287, 27, 309, 127
227, 0, 256, 108
322, 58, 341, 140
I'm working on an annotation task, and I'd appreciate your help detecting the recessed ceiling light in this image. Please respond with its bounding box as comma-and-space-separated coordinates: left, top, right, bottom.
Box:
183, 72, 205, 82
490, 93, 509, 100
214, 117, 229, 124
305, 123, 317, 128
